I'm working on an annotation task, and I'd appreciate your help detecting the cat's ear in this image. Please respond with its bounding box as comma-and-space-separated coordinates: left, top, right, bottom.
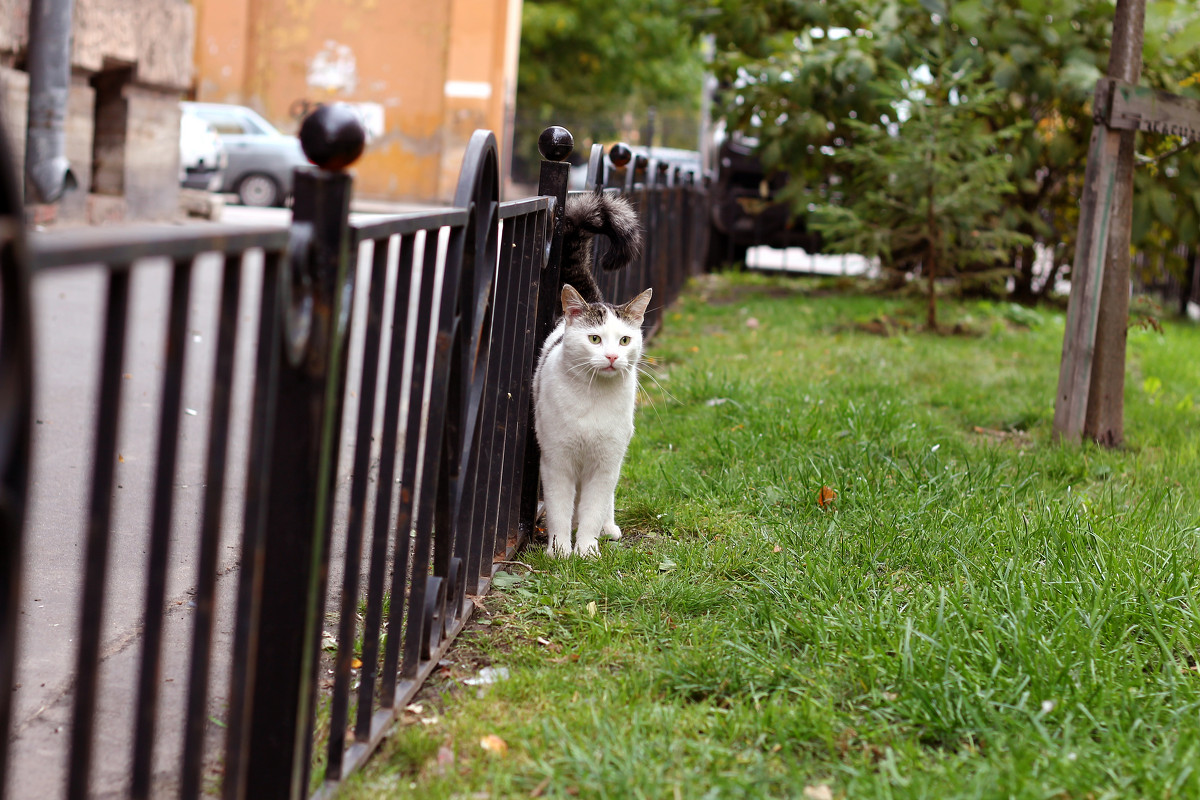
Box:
561, 284, 588, 323
620, 288, 653, 323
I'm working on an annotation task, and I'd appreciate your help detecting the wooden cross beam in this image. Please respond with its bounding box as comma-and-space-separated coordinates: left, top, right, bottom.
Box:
1052, 77, 1200, 442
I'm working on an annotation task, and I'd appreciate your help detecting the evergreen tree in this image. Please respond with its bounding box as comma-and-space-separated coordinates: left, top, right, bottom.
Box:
811, 58, 1031, 328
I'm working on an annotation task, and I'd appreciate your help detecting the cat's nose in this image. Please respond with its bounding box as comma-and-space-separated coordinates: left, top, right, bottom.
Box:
606, 354, 618, 366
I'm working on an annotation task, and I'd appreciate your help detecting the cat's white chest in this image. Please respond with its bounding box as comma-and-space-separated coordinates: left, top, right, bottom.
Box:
535, 348, 635, 461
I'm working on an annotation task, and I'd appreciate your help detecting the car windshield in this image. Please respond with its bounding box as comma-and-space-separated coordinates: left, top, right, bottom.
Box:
186, 106, 281, 137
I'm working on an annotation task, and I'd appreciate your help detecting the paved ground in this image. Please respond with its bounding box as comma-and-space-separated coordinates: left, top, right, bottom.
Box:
8, 197, 434, 797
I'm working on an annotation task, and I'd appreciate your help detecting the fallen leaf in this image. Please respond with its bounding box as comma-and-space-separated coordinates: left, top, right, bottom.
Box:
350, 658, 362, 669
817, 486, 837, 508
773, 545, 782, 553
435, 745, 455, 776
745, 317, 761, 329
803, 785, 833, 800
480, 734, 508, 755
658, 558, 677, 573
404, 703, 423, 714
586, 601, 597, 618
530, 776, 551, 797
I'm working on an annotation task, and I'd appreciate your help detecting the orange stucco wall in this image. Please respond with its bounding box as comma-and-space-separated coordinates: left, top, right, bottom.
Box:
191, 0, 519, 203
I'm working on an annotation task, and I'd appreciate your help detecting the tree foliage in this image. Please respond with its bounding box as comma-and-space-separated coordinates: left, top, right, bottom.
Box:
811, 61, 1031, 325
700, 0, 1200, 300
515, 0, 704, 167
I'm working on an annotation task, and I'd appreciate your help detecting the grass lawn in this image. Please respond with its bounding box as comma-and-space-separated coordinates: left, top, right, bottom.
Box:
339, 273, 1200, 799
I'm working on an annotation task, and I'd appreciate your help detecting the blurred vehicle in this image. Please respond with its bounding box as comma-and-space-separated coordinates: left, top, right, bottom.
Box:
178, 111, 227, 192
181, 101, 311, 207
706, 130, 823, 267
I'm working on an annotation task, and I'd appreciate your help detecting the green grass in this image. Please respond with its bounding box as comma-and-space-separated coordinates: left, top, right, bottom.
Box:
339, 273, 1200, 799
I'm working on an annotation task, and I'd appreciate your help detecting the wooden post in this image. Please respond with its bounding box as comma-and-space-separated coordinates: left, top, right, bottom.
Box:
1052, 0, 1145, 444
1052, 82, 1121, 441
1085, 0, 1145, 447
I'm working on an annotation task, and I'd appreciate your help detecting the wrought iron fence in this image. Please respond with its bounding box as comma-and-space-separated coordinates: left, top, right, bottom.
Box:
0, 108, 709, 799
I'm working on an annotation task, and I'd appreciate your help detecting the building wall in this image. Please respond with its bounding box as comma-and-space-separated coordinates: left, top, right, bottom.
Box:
192, 0, 521, 204
0, 0, 193, 222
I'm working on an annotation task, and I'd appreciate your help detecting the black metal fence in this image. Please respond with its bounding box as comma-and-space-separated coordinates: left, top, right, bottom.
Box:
0, 109, 708, 799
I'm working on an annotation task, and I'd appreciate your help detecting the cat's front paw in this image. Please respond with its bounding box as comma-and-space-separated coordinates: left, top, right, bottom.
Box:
574, 538, 600, 558
601, 522, 621, 541
546, 538, 571, 559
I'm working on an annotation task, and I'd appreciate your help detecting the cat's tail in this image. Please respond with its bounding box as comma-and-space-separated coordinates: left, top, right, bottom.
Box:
560, 193, 644, 304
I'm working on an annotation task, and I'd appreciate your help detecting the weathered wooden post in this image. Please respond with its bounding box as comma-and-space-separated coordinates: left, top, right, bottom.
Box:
1052, 0, 1145, 445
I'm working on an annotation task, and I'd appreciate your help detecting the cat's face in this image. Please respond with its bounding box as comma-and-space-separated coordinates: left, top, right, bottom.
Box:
560, 285, 653, 379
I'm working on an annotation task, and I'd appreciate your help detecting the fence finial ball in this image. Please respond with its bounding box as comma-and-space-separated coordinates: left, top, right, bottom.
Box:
608, 142, 632, 168
299, 103, 366, 172
538, 126, 574, 162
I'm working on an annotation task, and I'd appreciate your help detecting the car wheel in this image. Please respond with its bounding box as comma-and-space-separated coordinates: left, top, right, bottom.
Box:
236, 173, 281, 207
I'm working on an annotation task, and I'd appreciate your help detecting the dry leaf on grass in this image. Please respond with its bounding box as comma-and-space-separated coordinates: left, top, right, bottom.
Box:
817, 486, 837, 508
480, 734, 508, 756
803, 785, 833, 800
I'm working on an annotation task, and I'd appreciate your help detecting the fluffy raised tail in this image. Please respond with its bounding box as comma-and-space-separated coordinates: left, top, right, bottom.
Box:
559, 192, 644, 304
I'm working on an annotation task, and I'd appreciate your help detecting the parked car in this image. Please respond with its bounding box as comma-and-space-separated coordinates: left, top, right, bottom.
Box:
180, 101, 311, 207
178, 112, 227, 192
706, 130, 824, 267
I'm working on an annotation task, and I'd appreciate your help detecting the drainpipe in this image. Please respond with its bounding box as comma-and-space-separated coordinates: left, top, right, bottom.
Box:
24, 0, 79, 204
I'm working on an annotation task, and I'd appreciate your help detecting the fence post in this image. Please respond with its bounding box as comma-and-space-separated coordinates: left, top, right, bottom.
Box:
229, 104, 364, 800
518, 126, 572, 539
0, 104, 34, 799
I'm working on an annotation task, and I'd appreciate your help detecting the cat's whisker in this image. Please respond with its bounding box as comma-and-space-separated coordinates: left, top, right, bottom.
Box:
636, 363, 682, 406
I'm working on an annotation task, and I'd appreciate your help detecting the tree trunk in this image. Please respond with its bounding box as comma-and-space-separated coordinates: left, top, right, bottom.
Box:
1179, 247, 1197, 317
1012, 240, 1036, 302
926, 184, 938, 330
1083, 0, 1145, 448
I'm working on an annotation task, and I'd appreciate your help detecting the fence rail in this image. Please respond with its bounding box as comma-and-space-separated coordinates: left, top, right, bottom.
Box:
0, 107, 708, 799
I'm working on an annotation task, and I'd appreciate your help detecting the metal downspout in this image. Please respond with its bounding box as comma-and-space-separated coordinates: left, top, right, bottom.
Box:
24, 0, 79, 204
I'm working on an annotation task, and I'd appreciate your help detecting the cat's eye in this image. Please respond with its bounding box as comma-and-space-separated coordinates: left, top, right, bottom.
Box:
619, 336, 631, 345
588, 334, 601, 344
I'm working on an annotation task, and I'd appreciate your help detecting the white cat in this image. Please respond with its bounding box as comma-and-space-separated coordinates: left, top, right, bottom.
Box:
533, 284, 653, 557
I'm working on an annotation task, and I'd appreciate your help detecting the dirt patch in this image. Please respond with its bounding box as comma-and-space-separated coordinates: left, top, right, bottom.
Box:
853, 314, 984, 337
969, 425, 1033, 448
855, 314, 914, 336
